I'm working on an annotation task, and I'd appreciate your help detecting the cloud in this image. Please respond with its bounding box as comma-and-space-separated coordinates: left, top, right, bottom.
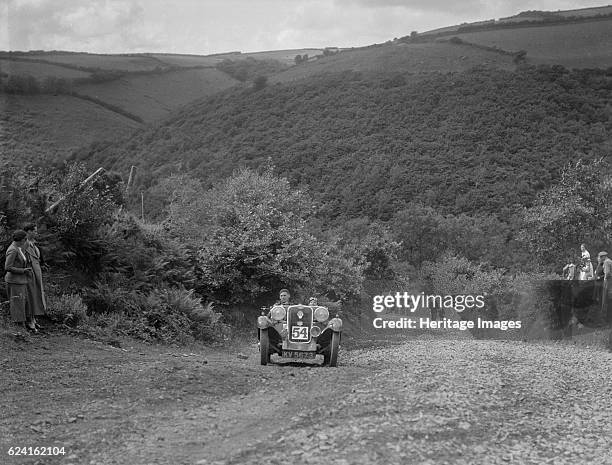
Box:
273, 0, 476, 49
335, 0, 486, 15
2, 0, 166, 52
0, 0, 604, 54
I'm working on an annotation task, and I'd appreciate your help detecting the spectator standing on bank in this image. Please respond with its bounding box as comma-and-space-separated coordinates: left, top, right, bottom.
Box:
4, 230, 35, 331
563, 259, 576, 280
594, 255, 605, 303
23, 223, 46, 328
578, 244, 593, 280
580, 244, 591, 261
598, 251, 612, 321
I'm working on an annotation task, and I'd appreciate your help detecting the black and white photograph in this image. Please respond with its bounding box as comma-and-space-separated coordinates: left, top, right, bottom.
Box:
1, 1, 611, 464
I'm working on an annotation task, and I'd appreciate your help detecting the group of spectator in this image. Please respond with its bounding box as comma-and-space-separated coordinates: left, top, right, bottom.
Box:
4, 224, 46, 333
563, 244, 612, 320
563, 244, 611, 282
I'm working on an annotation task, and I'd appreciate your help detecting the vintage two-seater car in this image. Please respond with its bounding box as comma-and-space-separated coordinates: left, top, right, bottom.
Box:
257, 304, 342, 366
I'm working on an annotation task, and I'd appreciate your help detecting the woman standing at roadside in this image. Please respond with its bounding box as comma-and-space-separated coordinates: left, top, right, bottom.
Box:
4, 230, 35, 331
23, 223, 46, 328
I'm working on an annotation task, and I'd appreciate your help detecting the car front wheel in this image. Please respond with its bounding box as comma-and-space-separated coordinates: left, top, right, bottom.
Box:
259, 329, 270, 365
328, 331, 340, 367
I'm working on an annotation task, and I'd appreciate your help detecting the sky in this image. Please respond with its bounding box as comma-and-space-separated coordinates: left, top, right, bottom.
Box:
0, 0, 607, 54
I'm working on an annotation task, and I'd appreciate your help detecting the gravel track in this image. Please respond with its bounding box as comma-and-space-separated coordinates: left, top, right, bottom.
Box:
1, 331, 611, 465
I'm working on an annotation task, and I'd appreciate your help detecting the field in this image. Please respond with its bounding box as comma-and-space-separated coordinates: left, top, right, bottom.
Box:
556, 5, 612, 17
273, 41, 516, 83
19, 53, 167, 72
0, 94, 141, 166
243, 48, 324, 64
74, 67, 238, 122
453, 18, 612, 68
149, 54, 224, 67
0, 59, 90, 80
422, 5, 612, 35
148, 50, 321, 67
14, 50, 323, 72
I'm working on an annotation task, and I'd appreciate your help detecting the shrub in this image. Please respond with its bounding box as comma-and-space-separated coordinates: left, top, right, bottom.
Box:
420, 252, 506, 296
419, 253, 565, 338
146, 287, 227, 343
80, 283, 226, 343
140, 291, 194, 344
3, 74, 40, 94
81, 282, 143, 316
155, 287, 221, 326
46, 293, 89, 327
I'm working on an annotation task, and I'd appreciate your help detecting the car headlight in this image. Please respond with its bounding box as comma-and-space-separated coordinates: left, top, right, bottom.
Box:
311, 325, 322, 337
257, 315, 270, 329
314, 306, 329, 322
270, 305, 286, 321
329, 317, 342, 331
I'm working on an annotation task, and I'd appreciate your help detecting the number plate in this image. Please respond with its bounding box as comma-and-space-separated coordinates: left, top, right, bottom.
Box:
290, 325, 309, 341
282, 350, 315, 359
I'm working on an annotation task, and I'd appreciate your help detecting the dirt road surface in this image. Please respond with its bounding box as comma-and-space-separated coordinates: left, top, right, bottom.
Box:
2, 329, 612, 465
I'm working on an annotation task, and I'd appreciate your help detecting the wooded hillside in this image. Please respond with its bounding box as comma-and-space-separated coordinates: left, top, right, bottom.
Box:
75, 65, 612, 221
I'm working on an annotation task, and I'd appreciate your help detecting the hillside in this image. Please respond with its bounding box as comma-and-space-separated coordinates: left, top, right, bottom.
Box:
0, 50, 299, 126
4, 48, 323, 72
450, 18, 612, 69
0, 94, 141, 166
2, 6, 611, 206
413, 7, 612, 69
421, 4, 612, 35
273, 41, 516, 83
16, 52, 170, 72
241, 48, 325, 64
74, 65, 612, 221
0, 59, 90, 80
74, 68, 239, 123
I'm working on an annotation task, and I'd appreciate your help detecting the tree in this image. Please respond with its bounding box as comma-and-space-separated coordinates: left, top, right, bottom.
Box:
392, 203, 446, 266
329, 218, 400, 280
392, 203, 513, 268
4, 74, 40, 94
518, 158, 612, 270
162, 168, 363, 305
294, 54, 308, 65
40, 164, 123, 276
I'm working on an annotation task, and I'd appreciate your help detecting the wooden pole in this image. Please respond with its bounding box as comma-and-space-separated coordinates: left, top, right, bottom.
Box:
126, 165, 135, 192
79, 167, 104, 189
45, 167, 105, 214
141, 192, 144, 221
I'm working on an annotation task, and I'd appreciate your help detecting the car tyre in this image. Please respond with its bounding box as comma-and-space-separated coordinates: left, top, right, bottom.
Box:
328, 331, 340, 367
260, 329, 270, 365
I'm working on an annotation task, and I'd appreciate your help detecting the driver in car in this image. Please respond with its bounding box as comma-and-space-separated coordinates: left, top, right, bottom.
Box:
275, 288, 292, 306
265, 288, 293, 349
